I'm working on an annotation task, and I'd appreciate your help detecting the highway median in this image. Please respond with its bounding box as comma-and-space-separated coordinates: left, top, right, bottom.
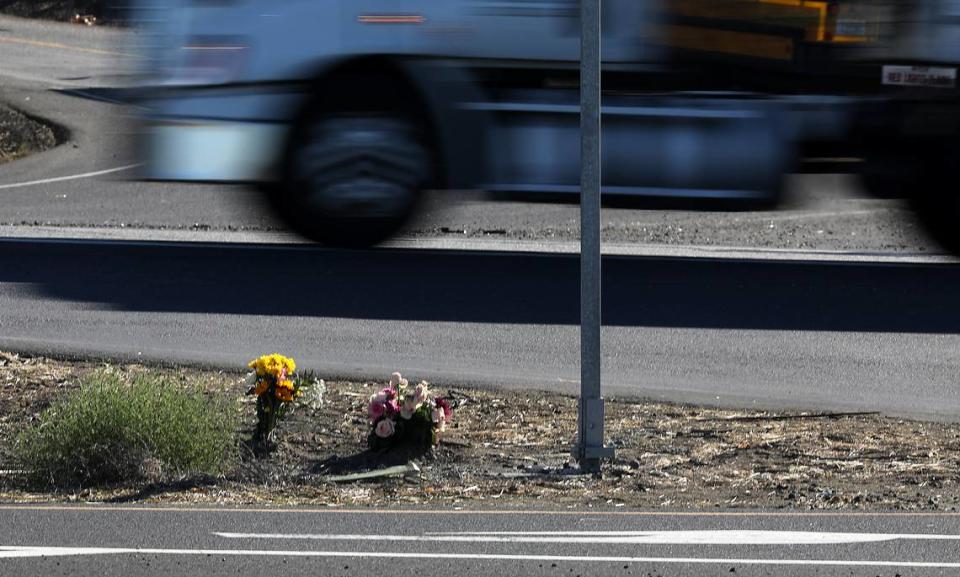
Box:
1, 350, 958, 511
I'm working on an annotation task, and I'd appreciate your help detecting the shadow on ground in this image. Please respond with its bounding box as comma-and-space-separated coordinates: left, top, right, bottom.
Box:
1, 238, 959, 332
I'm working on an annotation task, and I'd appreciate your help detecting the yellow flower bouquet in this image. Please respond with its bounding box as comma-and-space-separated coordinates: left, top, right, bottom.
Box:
245, 354, 323, 452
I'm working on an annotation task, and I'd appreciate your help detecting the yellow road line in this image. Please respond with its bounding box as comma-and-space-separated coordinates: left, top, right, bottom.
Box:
0, 505, 959, 517
0, 35, 126, 57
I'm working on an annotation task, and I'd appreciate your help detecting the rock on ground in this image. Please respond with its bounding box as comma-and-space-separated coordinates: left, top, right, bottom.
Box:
0, 104, 57, 165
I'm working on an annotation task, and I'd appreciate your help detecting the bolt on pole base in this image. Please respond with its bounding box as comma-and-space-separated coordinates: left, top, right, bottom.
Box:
576, 397, 615, 474
575, 0, 613, 475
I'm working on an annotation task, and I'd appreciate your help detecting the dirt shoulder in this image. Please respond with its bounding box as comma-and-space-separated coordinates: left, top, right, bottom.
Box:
1, 351, 958, 510
0, 105, 57, 165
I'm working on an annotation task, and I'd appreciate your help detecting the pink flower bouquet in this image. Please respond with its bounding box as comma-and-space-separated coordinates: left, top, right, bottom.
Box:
367, 372, 453, 451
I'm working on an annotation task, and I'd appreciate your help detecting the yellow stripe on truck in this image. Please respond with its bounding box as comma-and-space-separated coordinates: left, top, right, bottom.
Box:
664, 24, 795, 61
666, 0, 828, 41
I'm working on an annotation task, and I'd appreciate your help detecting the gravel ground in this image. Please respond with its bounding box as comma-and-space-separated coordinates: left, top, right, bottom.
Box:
0, 1, 121, 23
412, 206, 934, 252
2, 352, 959, 510
0, 104, 56, 165
407, 179, 940, 253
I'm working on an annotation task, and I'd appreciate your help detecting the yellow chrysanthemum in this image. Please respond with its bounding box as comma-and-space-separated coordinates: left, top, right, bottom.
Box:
248, 354, 296, 379
275, 387, 295, 402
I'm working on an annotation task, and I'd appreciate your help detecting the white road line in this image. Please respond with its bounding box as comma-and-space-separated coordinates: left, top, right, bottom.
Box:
0, 547, 126, 559
2, 546, 960, 568
215, 530, 960, 546
434, 530, 960, 544
0, 164, 140, 190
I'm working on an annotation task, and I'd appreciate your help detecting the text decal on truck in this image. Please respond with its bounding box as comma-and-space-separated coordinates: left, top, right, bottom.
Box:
882, 65, 957, 88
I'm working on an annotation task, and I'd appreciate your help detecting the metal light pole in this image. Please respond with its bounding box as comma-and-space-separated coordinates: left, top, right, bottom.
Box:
575, 0, 613, 473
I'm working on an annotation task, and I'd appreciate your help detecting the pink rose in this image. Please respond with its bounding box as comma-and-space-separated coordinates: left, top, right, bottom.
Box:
431, 407, 447, 433
381, 387, 397, 401
435, 397, 452, 422
368, 394, 386, 422
385, 399, 401, 417
375, 418, 395, 439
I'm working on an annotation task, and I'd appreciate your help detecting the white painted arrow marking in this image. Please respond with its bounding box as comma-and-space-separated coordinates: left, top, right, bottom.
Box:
2, 546, 960, 568
0, 164, 140, 190
213, 530, 960, 546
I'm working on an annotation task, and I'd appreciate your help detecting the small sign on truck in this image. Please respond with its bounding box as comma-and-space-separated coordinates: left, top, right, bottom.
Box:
882, 65, 958, 89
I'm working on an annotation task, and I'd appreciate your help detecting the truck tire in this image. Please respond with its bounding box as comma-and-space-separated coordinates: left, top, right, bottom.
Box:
276, 73, 433, 248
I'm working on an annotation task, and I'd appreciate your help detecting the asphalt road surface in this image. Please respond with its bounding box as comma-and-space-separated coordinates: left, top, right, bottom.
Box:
2, 236, 960, 420
3, 506, 960, 576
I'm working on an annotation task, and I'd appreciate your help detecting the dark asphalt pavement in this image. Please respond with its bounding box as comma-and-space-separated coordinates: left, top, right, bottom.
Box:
3, 506, 960, 576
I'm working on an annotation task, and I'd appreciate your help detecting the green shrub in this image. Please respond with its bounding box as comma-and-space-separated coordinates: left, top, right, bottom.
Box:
15, 368, 237, 487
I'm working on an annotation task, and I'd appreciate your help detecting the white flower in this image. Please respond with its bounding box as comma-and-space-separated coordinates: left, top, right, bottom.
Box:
413, 382, 431, 405
389, 372, 408, 389
375, 419, 395, 438
298, 378, 325, 410
243, 372, 257, 387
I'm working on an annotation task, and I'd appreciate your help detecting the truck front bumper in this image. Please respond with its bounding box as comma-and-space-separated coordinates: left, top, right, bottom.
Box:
139, 119, 286, 182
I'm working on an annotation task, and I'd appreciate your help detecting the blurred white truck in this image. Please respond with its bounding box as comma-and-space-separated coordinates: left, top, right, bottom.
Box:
131, 0, 802, 246
131, 0, 953, 249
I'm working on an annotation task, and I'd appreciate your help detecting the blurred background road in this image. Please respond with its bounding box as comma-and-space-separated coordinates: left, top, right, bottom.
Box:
0, 14, 941, 253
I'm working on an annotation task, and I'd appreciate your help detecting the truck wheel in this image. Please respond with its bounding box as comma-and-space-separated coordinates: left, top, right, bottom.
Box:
278, 109, 431, 248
